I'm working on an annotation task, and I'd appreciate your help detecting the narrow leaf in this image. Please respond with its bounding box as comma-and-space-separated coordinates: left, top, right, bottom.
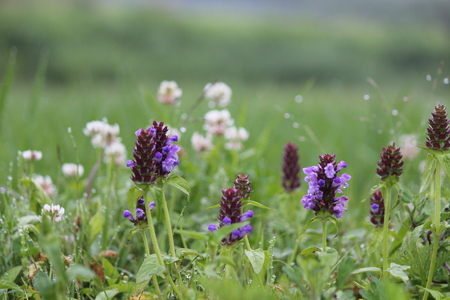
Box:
243, 200, 275, 211
350, 267, 381, 275
300, 246, 321, 256
419, 154, 438, 194
0, 279, 22, 291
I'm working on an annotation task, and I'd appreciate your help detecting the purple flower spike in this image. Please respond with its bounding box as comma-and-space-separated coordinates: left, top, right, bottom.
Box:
282, 142, 301, 193
426, 104, 450, 150
301, 154, 351, 218
124, 198, 156, 226
208, 224, 218, 232
234, 174, 253, 199
376, 143, 403, 182
127, 121, 180, 185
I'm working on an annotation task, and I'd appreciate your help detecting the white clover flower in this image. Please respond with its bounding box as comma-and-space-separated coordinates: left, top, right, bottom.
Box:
157, 81, 182, 105
62, 163, 84, 177
203, 109, 234, 136
224, 127, 249, 150
33, 174, 57, 197
103, 142, 127, 166
21, 150, 42, 161
399, 134, 419, 160
204, 82, 232, 108
41, 204, 65, 222
191, 132, 213, 153
83, 119, 120, 148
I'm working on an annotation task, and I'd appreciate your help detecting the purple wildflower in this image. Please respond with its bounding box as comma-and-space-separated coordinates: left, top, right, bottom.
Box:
209, 187, 254, 246
301, 154, 351, 218
127, 121, 180, 185
123, 198, 156, 226
426, 104, 450, 150
370, 190, 385, 227
282, 142, 301, 193
376, 143, 403, 181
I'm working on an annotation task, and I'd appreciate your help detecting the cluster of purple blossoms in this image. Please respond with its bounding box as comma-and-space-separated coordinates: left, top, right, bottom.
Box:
426, 104, 450, 150
233, 173, 253, 200
301, 154, 351, 218
208, 187, 254, 246
123, 198, 156, 226
369, 190, 385, 227
126, 121, 180, 185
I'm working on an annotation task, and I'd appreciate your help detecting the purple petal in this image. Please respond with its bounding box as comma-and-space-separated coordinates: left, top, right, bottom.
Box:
123, 210, 135, 222
222, 216, 231, 225
208, 224, 218, 232
325, 163, 336, 178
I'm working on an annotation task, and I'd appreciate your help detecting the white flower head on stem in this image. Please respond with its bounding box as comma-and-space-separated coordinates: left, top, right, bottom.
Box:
21, 150, 42, 161
224, 127, 249, 150
157, 81, 182, 105
203, 109, 234, 136
62, 163, 84, 177
191, 132, 213, 153
41, 204, 65, 222
83, 119, 120, 148
33, 174, 57, 197
204, 82, 232, 108
103, 142, 127, 166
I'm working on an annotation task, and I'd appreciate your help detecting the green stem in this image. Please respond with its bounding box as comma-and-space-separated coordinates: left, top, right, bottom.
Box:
382, 184, 392, 279
161, 186, 176, 257
322, 218, 327, 252
141, 231, 162, 299
144, 190, 183, 299
422, 165, 442, 300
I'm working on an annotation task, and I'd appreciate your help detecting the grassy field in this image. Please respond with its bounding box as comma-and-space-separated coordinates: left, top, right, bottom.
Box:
1, 1, 450, 299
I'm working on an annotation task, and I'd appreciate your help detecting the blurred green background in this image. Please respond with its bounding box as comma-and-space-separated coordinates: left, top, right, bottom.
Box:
1, 0, 450, 221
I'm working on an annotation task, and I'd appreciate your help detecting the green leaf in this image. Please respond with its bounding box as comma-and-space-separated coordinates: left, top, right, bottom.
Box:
350, 267, 381, 275
244, 248, 265, 274
67, 264, 97, 282
0, 266, 22, 282
175, 230, 208, 242
317, 247, 339, 268
164, 173, 191, 201
243, 200, 275, 211
211, 223, 248, 245
127, 187, 143, 219
206, 204, 220, 209
368, 228, 383, 254
95, 288, 120, 300
0, 279, 22, 291
417, 286, 444, 300
300, 246, 321, 256
435, 152, 450, 185
89, 208, 104, 246
136, 255, 165, 283
387, 263, 410, 282
126, 228, 142, 241
17, 215, 41, 226
297, 216, 322, 237
176, 248, 203, 259
420, 154, 438, 194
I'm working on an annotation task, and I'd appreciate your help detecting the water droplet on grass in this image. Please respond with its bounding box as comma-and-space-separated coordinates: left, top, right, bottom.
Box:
392, 110, 398, 116
363, 94, 370, 100
293, 122, 299, 128
180, 127, 187, 133
284, 113, 290, 119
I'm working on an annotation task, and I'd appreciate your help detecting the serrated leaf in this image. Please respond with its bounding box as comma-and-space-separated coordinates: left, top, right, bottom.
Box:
245, 249, 265, 274
164, 173, 190, 201
350, 267, 382, 275
419, 154, 438, 194
127, 187, 143, 219
136, 255, 165, 283
300, 246, 321, 256
436, 152, 450, 185
243, 200, 275, 211
387, 263, 410, 282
